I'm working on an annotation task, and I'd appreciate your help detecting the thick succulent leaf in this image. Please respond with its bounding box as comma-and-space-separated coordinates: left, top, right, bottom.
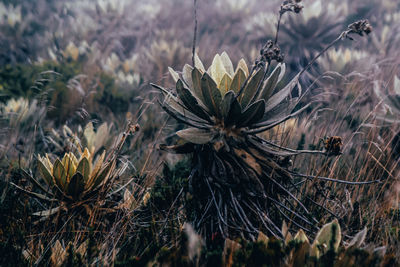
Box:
165, 96, 210, 124
201, 72, 222, 117
221, 90, 235, 120
176, 79, 211, 122
161, 101, 211, 129
194, 53, 205, 72
248, 103, 311, 134
177, 127, 216, 144
62, 153, 76, 181
264, 73, 300, 113
219, 74, 232, 95
210, 54, 227, 86
76, 157, 90, 183
237, 99, 265, 127
259, 64, 282, 101
53, 159, 67, 191
168, 67, 180, 83
311, 219, 341, 258
230, 68, 246, 94
240, 68, 264, 109
191, 68, 206, 104
220, 51, 234, 77
38, 158, 55, 186
67, 172, 85, 199
225, 98, 242, 126
182, 64, 194, 88
90, 160, 115, 190
236, 58, 249, 77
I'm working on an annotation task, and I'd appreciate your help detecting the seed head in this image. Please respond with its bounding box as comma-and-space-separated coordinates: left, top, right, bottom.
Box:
325, 136, 343, 156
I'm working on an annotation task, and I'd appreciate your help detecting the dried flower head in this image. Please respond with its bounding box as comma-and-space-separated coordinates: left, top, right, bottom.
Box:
281, 0, 303, 15
260, 40, 284, 63
343, 19, 373, 40
325, 136, 343, 156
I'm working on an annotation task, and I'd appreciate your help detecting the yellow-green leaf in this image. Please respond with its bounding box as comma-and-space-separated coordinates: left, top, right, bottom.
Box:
77, 157, 90, 183
311, 219, 341, 258
219, 74, 232, 95
53, 159, 67, 191
240, 68, 264, 109
236, 58, 249, 77
201, 72, 222, 117
38, 157, 54, 186
230, 69, 246, 94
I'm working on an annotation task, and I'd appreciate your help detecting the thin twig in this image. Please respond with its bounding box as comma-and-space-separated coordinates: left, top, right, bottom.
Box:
192, 0, 198, 67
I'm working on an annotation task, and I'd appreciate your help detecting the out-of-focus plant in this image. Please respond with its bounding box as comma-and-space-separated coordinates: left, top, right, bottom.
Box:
144, 31, 190, 83
229, 220, 394, 266
0, 98, 45, 128
317, 48, 370, 73
280, 0, 346, 69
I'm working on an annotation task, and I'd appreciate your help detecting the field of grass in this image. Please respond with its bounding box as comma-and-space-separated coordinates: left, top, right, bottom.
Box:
0, 0, 399, 266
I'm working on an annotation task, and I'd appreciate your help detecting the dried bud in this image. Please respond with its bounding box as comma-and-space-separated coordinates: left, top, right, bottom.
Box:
261, 41, 283, 63
348, 19, 373, 37
293, 4, 303, 13
325, 136, 343, 156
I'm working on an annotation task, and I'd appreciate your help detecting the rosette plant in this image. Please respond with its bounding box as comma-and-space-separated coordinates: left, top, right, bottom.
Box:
152, 51, 324, 240
152, 11, 374, 240
12, 122, 139, 217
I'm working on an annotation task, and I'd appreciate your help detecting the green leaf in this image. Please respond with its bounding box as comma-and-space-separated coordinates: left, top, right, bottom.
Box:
182, 64, 193, 88
177, 127, 216, 144
77, 157, 90, 183
38, 159, 55, 186
230, 68, 246, 94
191, 68, 206, 104
53, 159, 67, 191
219, 74, 232, 95
221, 91, 235, 120
240, 68, 264, 109
225, 98, 242, 127
237, 99, 265, 127
176, 79, 211, 122
62, 153, 76, 181
67, 172, 85, 200
265, 73, 299, 113
90, 160, 115, 190
201, 72, 222, 117
311, 219, 341, 258
259, 64, 282, 102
